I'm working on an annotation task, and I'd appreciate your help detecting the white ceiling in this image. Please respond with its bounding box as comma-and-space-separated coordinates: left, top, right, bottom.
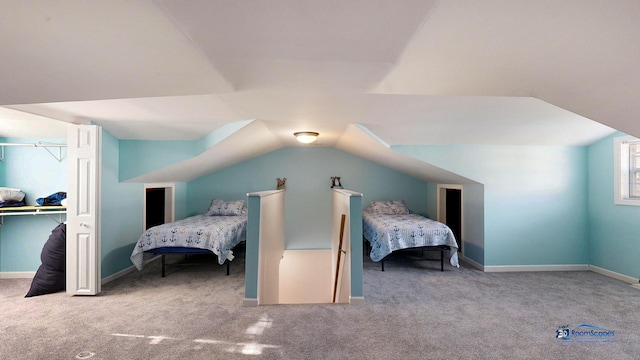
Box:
2, 0, 634, 183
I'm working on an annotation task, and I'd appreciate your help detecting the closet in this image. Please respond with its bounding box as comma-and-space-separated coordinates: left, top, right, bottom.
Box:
0, 142, 67, 276
0, 124, 101, 297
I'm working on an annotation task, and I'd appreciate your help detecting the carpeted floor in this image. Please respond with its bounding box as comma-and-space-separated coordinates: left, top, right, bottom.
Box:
1, 248, 639, 359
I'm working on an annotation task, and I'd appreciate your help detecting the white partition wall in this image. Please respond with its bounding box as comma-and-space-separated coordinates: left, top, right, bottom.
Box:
245, 188, 362, 306
279, 249, 332, 304
245, 190, 285, 306
258, 191, 285, 305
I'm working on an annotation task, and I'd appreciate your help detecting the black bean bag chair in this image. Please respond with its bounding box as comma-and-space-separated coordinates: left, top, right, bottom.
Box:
25, 223, 66, 297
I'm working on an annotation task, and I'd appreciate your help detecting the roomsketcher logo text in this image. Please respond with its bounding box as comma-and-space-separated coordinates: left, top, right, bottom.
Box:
556, 324, 616, 343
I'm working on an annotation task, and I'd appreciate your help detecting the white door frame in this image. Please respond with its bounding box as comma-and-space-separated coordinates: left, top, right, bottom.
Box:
143, 183, 175, 231
436, 184, 464, 251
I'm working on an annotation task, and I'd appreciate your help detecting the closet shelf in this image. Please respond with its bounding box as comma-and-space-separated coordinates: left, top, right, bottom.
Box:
0, 142, 66, 162
0, 206, 67, 226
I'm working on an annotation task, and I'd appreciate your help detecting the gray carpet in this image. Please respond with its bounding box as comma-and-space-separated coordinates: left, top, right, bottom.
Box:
1, 248, 639, 359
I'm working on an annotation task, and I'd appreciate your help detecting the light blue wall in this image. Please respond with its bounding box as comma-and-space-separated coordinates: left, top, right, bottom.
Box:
395, 145, 589, 266
119, 140, 196, 182
244, 195, 261, 300
102, 133, 191, 278
187, 147, 430, 249
0, 137, 67, 272
101, 131, 145, 278
348, 193, 363, 298
588, 132, 640, 278
10, 132, 631, 279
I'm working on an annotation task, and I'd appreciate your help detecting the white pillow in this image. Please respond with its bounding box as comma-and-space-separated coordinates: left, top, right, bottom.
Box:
0, 187, 25, 202
367, 200, 410, 215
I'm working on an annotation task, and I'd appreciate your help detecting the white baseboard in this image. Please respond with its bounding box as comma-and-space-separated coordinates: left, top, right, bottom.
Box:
243, 298, 258, 307
589, 265, 640, 285
101, 265, 137, 285
349, 296, 365, 305
101, 256, 159, 285
484, 264, 589, 272
480, 263, 639, 285
0, 271, 35, 279
459, 256, 484, 271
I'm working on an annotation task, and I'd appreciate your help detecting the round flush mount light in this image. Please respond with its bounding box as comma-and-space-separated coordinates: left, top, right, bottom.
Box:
294, 131, 319, 144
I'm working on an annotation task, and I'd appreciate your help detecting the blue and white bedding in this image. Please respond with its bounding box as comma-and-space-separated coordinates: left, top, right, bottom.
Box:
130, 214, 247, 271
363, 209, 459, 267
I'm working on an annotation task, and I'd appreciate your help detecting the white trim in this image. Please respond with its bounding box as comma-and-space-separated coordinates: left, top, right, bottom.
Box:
439, 258, 640, 286
332, 189, 363, 197
459, 256, 484, 271
0, 271, 35, 279
247, 189, 285, 198
349, 296, 365, 305
484, 264, 589, 272
614, 135, 640, 206
436, 183, 464, 251
243, 298, 259, 307
143, 183, 175, 232
101, 265, 137, 285
589, 265, 640, 284
101, 257, 161, 285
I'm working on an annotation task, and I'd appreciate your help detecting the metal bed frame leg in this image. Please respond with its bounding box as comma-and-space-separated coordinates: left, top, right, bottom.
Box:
156, 250, 234, 277
378, 246, 449, 272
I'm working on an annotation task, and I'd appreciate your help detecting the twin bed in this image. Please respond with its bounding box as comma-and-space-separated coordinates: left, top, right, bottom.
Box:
130, 199, 247, 277
131, 198, 457, 277
363, 200, 459, 271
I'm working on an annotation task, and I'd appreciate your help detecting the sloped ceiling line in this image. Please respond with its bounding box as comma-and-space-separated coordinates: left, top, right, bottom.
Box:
0, 1, 631, 182
125, 119, 283, 183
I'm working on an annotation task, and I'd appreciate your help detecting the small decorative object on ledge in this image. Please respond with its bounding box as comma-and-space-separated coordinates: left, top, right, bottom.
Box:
330, 176, 343, 189
277, 177, 287, 190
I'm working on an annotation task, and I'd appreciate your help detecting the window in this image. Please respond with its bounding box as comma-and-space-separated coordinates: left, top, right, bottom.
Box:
614, 135, 640, 205
630, 142, 640, 198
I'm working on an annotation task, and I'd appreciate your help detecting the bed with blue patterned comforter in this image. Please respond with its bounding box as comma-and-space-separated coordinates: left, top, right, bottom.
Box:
363, 211, 459, 268
130, 214, 247, 271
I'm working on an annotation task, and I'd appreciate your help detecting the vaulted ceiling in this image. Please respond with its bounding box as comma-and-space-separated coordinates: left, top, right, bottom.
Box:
2, 1, 636, 183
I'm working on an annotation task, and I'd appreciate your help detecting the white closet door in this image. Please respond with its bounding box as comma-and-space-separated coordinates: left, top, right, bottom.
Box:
66, 124, 101, 295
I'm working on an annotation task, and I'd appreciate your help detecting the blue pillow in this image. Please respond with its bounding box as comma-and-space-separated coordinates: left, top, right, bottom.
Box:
36, 192, 66, 206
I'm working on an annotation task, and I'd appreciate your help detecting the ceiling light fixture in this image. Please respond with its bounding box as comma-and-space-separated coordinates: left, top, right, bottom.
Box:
294, 131, 319, 144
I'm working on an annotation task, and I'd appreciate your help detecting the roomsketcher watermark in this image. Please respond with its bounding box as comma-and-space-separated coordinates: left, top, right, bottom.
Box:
556, 324, 616, 343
